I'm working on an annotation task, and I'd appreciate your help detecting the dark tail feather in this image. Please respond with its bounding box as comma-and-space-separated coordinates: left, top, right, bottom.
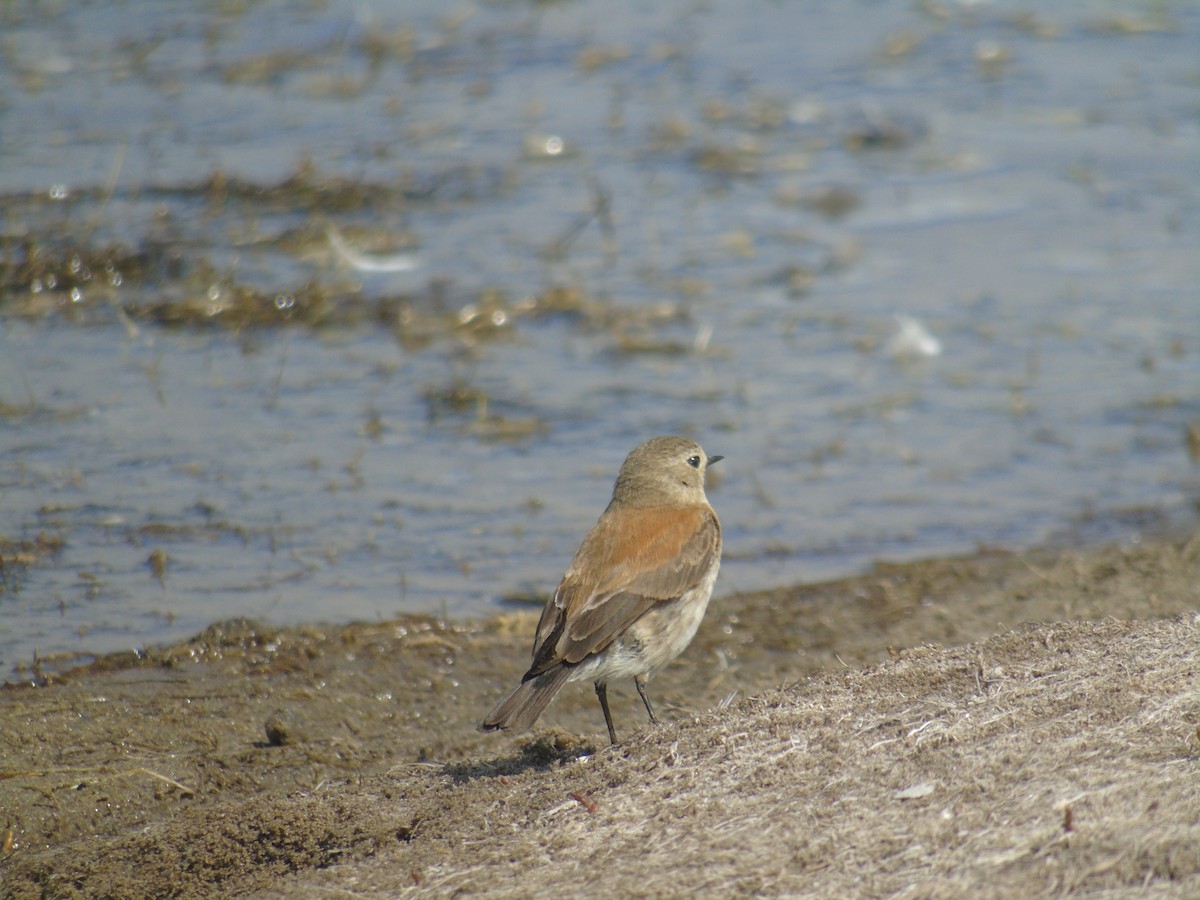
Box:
480, 667, 572, 733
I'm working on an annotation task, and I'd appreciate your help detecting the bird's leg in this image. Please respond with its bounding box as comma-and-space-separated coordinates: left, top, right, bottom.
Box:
594, 681, 618, 745
635, 675, 658, 725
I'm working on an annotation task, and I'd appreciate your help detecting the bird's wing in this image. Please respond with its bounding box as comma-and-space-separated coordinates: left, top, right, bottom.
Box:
525, 504, 720, 676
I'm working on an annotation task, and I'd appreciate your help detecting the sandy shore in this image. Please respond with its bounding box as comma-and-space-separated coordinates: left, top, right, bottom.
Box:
2, 535, 1198, 897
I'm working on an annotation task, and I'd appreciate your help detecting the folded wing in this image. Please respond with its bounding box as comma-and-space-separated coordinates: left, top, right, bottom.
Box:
525, 504, 720, 678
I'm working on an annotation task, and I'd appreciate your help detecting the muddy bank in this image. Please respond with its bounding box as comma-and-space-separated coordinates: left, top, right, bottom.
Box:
1, 535, 1198, 897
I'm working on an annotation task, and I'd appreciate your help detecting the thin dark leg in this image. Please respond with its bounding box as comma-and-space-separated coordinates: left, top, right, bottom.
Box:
635, 675, 658, 725
595, 681, 618, 745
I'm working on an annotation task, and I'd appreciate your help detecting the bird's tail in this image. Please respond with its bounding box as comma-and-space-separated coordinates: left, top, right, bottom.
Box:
479, 666, 572, 734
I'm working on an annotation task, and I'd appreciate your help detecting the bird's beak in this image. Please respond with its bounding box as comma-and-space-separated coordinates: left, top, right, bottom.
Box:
707, 454, 724, 466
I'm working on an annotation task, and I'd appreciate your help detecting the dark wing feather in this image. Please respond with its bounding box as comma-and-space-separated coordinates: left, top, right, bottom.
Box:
524, 504, 720, 677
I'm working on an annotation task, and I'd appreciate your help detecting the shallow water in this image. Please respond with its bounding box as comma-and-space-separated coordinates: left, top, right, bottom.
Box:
1, 0, 1197, 676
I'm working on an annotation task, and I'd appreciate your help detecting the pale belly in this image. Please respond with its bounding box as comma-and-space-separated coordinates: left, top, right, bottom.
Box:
568, 560, 720, 684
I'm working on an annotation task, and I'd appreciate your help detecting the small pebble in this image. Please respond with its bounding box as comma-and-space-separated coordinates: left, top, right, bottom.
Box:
264, 710, 303, 746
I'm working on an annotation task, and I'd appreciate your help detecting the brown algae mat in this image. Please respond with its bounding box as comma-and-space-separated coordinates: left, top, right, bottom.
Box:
1, 536, 1198, 897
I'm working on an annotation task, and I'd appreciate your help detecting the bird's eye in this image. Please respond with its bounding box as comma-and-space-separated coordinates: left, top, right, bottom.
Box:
687, 455, 701, 468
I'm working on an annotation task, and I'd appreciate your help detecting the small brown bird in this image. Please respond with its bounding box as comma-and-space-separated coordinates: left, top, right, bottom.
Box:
480, 435, 723, 744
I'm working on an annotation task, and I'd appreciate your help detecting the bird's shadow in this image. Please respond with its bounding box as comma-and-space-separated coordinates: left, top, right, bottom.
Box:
444, 732, 601, 783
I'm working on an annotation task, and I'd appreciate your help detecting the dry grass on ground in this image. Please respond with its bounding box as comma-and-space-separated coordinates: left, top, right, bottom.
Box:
275, 617, 1200, 898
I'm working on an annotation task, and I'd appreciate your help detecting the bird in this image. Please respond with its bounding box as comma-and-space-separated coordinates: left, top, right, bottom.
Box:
480, 435, 723, 744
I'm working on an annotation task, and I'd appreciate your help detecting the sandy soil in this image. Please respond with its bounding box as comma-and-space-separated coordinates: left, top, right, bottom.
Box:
2, 535, 1198, 897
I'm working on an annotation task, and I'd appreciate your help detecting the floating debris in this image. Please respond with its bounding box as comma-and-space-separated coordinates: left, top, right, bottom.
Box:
843, 109, 928, 152
878, 30, 922, 61
325, 224, 419, 273
1087, 13, 1177, 35
0, 532, 64, 594
887, 315, 943, 360
776, 183, 861, 219
1186, 421, 1200, 464
692, 138, 763, 176
975, 40, 1012, 77
577, 44, 631, 72
147, 548, 169, 589
523, 133, 568, 159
